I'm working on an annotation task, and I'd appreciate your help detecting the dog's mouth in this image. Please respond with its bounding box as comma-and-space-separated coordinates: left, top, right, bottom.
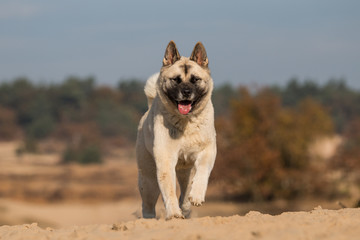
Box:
176, 100, 193, 115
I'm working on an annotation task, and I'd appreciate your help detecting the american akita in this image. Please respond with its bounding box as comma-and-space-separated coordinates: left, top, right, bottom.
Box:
136, 41, 216, 219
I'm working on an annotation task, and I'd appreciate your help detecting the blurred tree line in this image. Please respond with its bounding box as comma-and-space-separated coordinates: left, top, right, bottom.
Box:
0, 76, 359, 201
0, 76, 146, 164
212, 78, 360, 201
270, 78, 360, 132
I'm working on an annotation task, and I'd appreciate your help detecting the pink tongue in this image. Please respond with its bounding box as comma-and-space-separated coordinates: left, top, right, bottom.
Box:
178, 103, 192, 115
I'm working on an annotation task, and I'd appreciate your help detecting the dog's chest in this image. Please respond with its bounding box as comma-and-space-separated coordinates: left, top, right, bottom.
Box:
176, 125, 209, 168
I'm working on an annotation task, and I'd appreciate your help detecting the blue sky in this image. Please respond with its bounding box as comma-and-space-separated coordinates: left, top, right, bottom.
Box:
1, 0, 359, 88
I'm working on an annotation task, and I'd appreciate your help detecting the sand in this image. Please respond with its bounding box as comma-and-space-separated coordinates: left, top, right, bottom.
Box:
1, 141, 359, 239
1, 208, 360, 240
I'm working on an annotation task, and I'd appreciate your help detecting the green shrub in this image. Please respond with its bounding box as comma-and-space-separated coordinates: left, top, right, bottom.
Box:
61, 144, 102, 165
26, 115, 55, 139
79, 145, 102, 164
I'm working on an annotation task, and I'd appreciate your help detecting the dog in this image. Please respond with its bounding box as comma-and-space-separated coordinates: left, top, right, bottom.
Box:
136, 41, 216, 220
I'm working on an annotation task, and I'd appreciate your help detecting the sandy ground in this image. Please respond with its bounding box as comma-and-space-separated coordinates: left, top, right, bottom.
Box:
1, 208, 360, 240
1, 141, 359, 239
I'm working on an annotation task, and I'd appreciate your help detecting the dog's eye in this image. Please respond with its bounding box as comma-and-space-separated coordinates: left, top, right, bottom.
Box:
190, 75, 201, 84
170, 76, 182, 84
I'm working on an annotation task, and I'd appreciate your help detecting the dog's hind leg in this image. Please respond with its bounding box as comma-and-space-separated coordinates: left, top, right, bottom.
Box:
176, 167, 195, 218
137, 148, 160, 218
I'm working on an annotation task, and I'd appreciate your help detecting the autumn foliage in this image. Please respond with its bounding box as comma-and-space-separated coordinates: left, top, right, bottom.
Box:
0, 106, 19, 140
332, 118, 360, 170
212, 87, 334, 200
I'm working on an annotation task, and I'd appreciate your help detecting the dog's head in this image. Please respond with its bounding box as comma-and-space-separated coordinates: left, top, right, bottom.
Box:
158, 41, 213, 116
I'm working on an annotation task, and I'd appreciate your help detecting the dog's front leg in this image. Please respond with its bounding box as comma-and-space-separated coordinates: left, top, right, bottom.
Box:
189, 144, 216, 206
155, 154, 184, 220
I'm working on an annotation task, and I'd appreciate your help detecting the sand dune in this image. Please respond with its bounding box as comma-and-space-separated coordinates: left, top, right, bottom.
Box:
1, 208, 360, 240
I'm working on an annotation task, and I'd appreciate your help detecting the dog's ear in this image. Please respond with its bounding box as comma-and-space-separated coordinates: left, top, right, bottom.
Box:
163, 41, 180, 66
190, 42, 208, 67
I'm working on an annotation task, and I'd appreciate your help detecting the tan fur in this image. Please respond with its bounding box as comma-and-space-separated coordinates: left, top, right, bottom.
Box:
136, 41, 216, 220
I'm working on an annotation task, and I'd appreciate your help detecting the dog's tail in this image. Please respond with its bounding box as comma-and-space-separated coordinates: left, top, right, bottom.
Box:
144, 72, 159, 108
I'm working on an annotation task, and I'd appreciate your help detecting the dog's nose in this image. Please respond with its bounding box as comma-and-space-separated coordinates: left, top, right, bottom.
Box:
181, 87, 192, 97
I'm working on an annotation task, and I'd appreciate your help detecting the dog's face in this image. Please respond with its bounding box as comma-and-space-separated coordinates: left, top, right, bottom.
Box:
158, 41, 213, 115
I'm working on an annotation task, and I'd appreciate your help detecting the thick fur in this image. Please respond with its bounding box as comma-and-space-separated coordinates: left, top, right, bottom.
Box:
136, 41, 216, 220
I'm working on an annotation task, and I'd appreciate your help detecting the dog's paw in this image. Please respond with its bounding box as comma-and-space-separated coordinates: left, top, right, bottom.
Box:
188, 187, 205, 207
165, 206, 185, 220
188, 180, 207, 207
189, 196, 204, 207
166, 213, 185, 220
